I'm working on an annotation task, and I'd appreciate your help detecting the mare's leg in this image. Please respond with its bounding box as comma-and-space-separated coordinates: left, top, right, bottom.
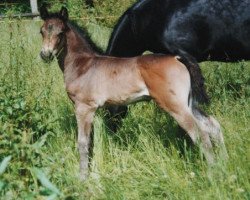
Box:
75, 103, 96, 180
105, 105, 128, 132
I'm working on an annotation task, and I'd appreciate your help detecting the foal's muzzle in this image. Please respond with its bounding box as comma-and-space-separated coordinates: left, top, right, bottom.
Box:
40, 51, 54, 63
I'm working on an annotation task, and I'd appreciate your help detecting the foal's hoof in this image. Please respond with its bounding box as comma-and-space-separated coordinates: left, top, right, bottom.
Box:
79, 171, 89, 181
218, 147, 229, 161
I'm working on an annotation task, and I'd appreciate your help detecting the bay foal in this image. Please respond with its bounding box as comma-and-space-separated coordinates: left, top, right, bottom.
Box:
39, 6, 226, 180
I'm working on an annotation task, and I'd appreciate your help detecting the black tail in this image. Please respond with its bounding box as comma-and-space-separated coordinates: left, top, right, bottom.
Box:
177, 55, 209, 104
162, 44, 209, 104
163, 45, 209, 104
176, 53, 209, 104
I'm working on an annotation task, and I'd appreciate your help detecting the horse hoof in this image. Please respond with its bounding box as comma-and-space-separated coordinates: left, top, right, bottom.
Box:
79, 171, 89, 181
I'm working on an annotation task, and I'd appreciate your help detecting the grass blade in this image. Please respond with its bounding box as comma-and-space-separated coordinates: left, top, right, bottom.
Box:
0, 156, 12, 175
31, 168, 62, 196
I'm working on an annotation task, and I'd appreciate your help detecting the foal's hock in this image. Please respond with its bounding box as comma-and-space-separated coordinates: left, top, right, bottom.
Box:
39, 6, 227, 180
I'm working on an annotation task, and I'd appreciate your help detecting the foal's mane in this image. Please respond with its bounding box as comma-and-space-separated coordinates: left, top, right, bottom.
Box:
67, 20, 103, 54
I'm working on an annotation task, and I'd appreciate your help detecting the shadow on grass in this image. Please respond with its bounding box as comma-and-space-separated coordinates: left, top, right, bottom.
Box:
57, 101, 77, 134
55, 100, 201, 163
102, 103, 199, 162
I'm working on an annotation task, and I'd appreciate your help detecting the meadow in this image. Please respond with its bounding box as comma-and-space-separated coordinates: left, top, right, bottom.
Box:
0, 9, 249, 200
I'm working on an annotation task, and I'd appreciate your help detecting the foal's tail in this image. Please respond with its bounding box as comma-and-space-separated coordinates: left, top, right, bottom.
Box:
177, 54, 209, 104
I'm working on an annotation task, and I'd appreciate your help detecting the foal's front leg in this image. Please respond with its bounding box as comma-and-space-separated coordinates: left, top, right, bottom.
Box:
75, 103, 96, 180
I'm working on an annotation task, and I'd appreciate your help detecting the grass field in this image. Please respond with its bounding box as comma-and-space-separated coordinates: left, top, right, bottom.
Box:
0, 19, 249, 200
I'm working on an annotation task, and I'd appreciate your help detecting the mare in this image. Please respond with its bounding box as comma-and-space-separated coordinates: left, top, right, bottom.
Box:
39, 6, 226, 180
107, 0, 250, 60
106, 0, 250, 118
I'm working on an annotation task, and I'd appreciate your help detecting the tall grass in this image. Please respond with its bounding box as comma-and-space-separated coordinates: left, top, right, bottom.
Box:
0, 0, 136, 28
0, 18, 249, 199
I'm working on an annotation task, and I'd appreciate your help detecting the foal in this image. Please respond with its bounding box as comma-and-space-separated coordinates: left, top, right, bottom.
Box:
39, 6, 227, 180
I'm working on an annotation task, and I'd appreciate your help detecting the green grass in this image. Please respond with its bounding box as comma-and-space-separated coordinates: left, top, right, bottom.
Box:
0, 19, 249, 200
0, 0, 136, 28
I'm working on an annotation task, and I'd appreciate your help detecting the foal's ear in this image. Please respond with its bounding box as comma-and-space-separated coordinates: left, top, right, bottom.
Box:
60, 6, 68, 21
39, 4, 49, 20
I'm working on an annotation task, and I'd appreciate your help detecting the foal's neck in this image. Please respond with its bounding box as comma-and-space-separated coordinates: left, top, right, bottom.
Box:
57, 23, 97, 72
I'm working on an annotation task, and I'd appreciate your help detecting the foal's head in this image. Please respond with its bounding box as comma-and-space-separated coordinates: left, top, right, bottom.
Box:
39, 5, 69, 62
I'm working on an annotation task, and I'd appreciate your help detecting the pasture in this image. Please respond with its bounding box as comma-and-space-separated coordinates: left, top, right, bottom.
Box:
0, 18, 249, 199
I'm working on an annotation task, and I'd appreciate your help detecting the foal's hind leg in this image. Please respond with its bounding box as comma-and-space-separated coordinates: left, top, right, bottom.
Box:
169, 108, 215, 164
192, 108, 228, 159
153, 93, 215, 163
141, 59, 214, 163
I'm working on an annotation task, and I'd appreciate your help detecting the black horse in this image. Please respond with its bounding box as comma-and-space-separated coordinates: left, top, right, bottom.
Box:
107, 0, 250, 61
105, 0, 250, 128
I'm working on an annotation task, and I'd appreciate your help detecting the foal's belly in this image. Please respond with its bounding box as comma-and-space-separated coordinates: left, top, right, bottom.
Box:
123, 87, 151, 105
105, 86, 151, 106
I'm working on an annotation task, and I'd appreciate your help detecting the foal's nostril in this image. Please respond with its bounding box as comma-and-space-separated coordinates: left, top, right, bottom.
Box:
40, 51, 54, 61
40, 51, 54, 62
48, 52, 53, 59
